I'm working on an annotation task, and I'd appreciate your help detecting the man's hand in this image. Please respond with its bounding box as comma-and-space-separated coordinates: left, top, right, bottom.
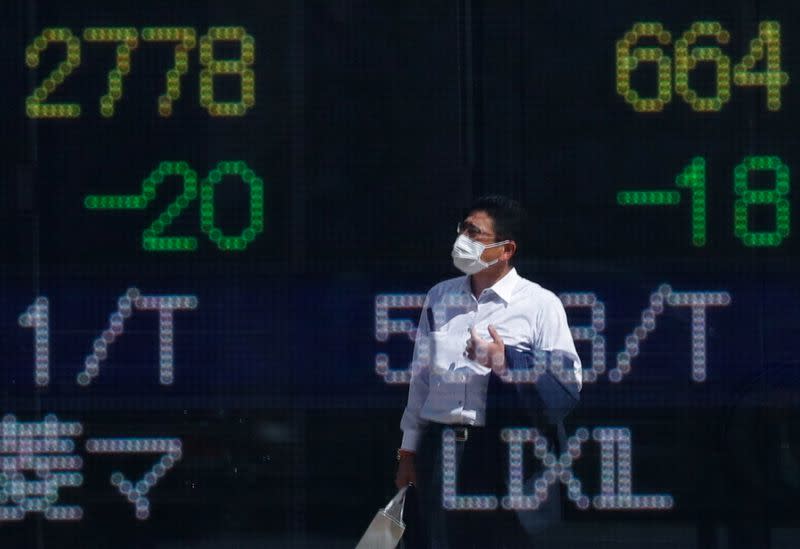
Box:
465, 324, 507, 375
395, 452, 417, 489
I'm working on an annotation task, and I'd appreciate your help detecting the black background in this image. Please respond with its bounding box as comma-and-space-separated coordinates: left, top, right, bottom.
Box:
1, 0, 800, 547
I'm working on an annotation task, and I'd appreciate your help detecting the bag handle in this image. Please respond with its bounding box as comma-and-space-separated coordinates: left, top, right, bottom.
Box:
383, 486, 407, 523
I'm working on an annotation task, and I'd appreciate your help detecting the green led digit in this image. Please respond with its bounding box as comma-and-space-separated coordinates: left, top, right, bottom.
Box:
200, 161, 264, 251
141, 27, 197, 117
617, 156, 706, 247
25, 28, 81, 118
674, 22, 731, 112
675, 156, 707, 246
734, 156, 790, 247
616, 22, 672, 112
85, 161, 199, 251
143, 162, 200, 251
199, 27, 255, 116
83, 28, 139, 117
733, 22, 789, 111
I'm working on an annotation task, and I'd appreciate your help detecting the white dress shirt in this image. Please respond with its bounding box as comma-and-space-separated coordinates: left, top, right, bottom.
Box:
399, 267, 581, 451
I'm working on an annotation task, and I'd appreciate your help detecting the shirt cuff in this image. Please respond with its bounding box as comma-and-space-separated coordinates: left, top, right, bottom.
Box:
400, 429, 421, 452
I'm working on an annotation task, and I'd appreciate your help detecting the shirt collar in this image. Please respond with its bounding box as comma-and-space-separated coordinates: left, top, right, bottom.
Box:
463, 267, 520, 304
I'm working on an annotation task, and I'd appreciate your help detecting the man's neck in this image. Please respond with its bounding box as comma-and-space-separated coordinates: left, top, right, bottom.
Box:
469, 264, 512, 298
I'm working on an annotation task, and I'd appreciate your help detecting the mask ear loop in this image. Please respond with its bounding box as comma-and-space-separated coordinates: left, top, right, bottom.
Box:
479, 240, 511, 268
484, 239, 510, 249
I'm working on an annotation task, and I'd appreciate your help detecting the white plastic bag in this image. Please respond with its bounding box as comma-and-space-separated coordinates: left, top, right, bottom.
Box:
355, 486, 407, 549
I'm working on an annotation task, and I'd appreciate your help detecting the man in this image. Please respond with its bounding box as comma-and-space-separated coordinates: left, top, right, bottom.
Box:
395, 195, 581, 548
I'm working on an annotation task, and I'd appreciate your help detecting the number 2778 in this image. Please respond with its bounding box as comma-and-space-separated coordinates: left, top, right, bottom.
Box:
25, 26, 254, 118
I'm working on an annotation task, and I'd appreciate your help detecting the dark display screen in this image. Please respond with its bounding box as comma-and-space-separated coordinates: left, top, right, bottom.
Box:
1, 1, 798, 546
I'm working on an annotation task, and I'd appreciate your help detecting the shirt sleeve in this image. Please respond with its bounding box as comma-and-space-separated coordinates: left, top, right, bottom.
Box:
399, 292, 433, 451
536, 292, 583, 391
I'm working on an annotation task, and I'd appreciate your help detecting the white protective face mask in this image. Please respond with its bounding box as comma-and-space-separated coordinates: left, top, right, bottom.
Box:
451, 234, 509, 275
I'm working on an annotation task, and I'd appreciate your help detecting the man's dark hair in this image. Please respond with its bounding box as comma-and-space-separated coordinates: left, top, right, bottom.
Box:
465, 195, 526, 244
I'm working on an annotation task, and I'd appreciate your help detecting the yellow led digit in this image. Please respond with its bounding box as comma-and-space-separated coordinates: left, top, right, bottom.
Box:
25, 28, 81, 118
199, 26, 255, 117
141, 28, 197, 117
616, 22, 671, 112
733, 21, 789, 111
83, 28, 139, 117
674, 21, 731, 112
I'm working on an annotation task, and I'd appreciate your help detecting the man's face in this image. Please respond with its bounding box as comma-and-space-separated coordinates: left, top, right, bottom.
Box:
458, 210, 506, 264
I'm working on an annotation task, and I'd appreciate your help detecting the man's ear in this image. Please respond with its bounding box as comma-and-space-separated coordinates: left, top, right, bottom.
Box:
503, 241, 517, 261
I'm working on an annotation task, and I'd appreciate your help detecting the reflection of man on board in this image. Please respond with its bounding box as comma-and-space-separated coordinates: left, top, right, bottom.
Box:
395, 196, 581, 548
